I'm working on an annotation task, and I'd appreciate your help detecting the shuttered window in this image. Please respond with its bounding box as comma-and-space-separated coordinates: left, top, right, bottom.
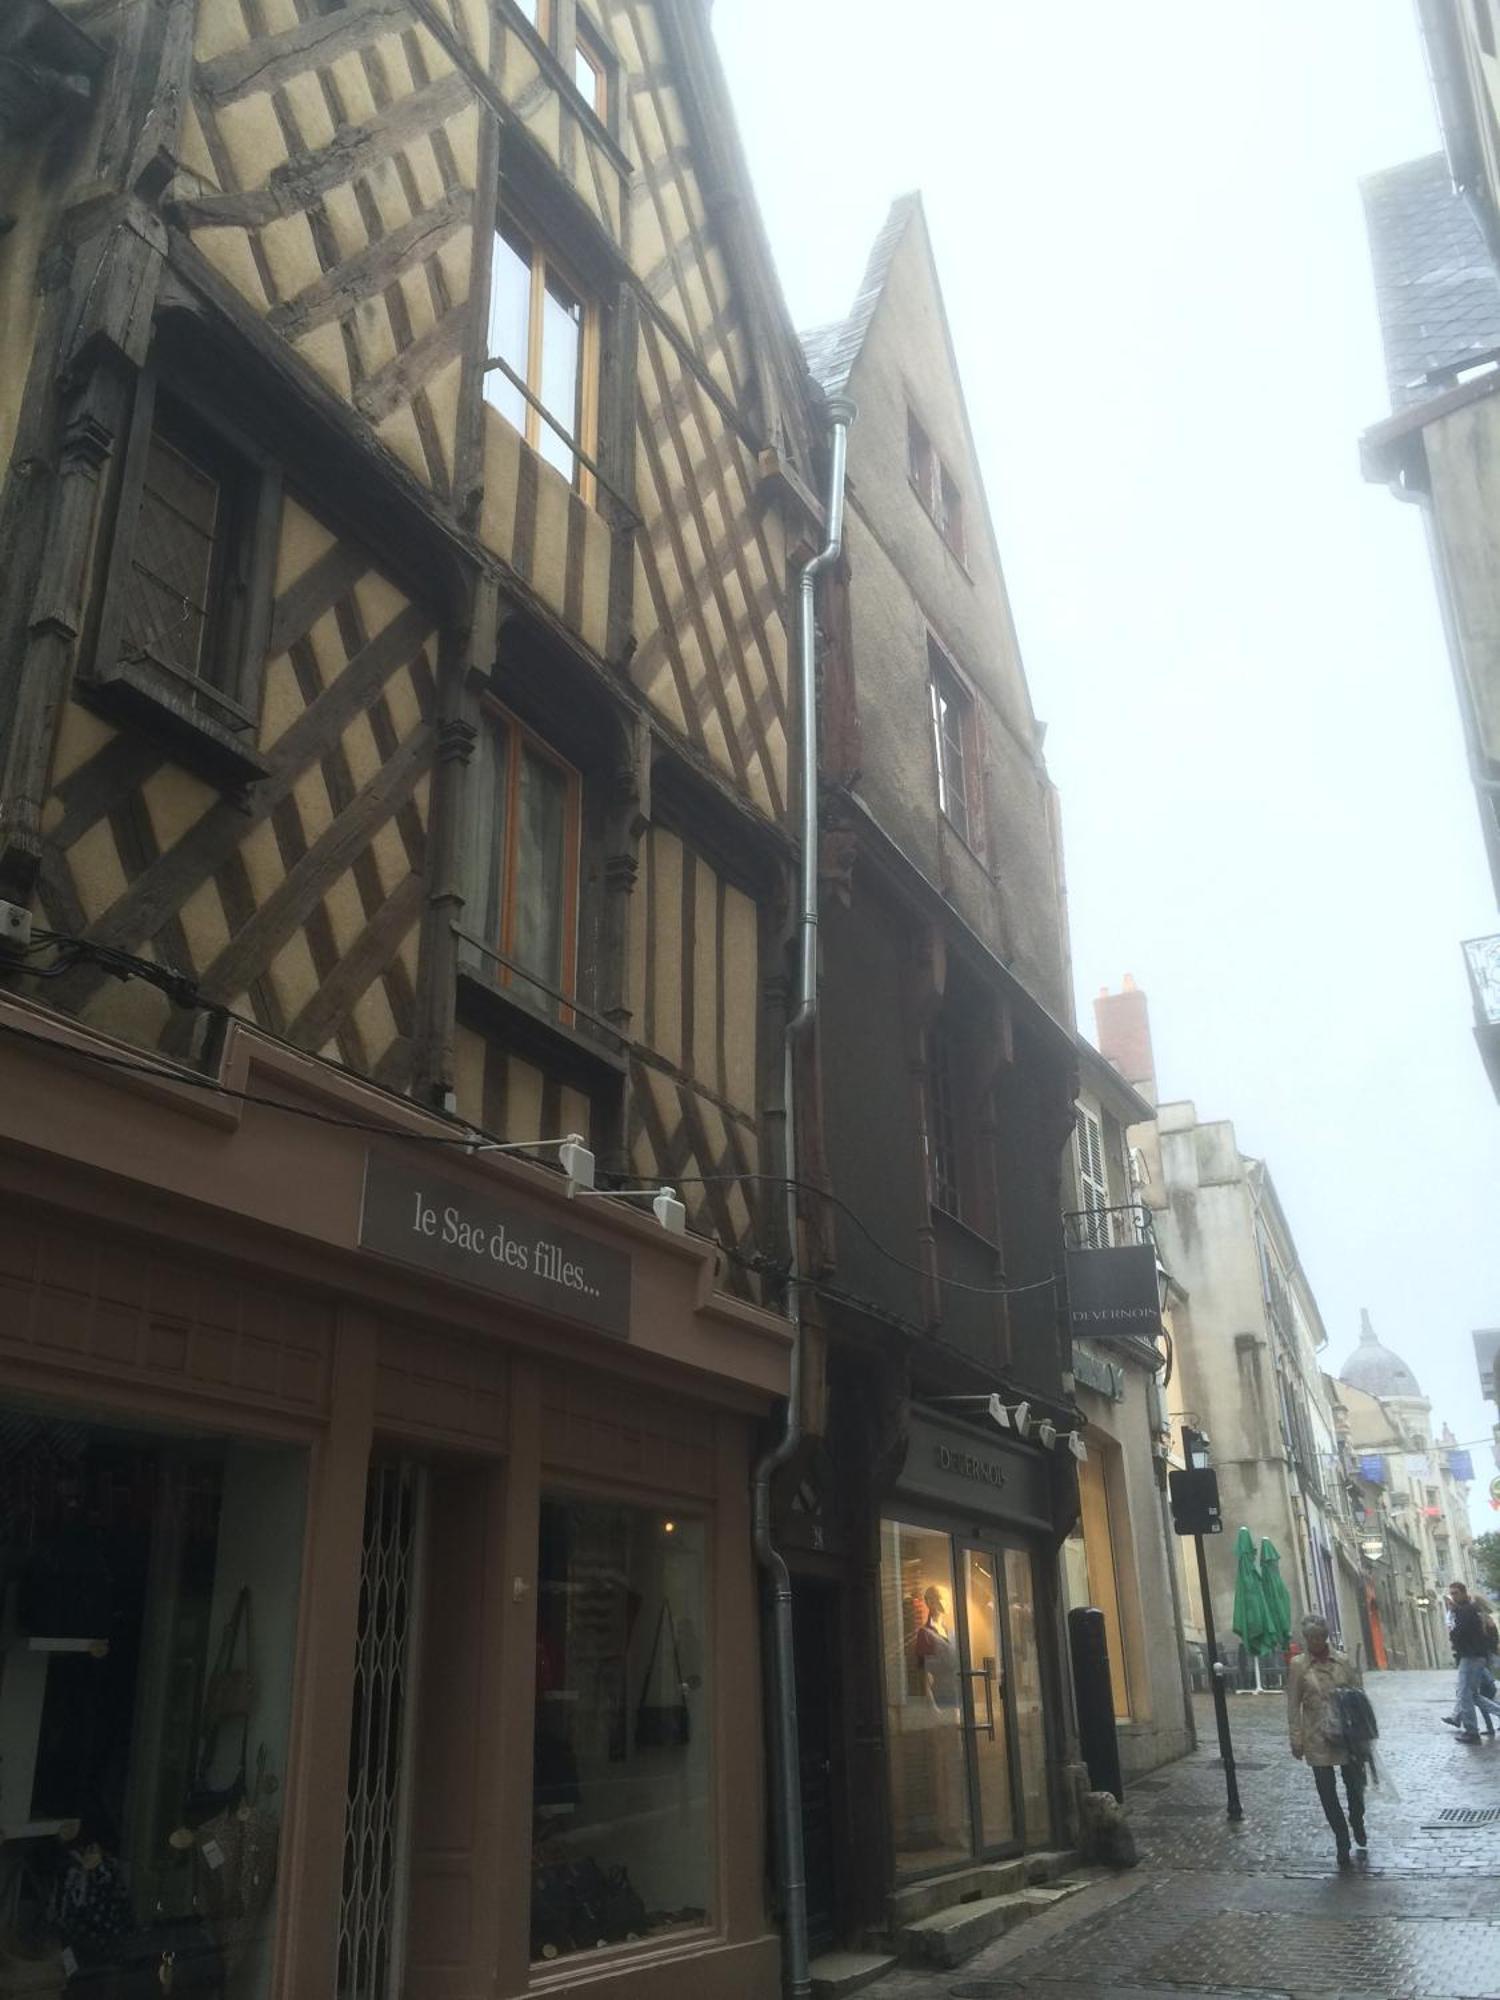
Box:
1075, 1104, 1109, 1247
928, 643, 978, 847
119, 411, 242, 698
927, 1020, 961, 1217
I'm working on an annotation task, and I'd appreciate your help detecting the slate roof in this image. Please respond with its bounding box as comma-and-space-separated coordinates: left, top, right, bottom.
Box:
800, 191, 921, 393
1362, 152, 1500, 411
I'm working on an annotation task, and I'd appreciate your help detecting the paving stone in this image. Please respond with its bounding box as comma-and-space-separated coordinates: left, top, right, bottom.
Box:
856, 1670, 1500, 2000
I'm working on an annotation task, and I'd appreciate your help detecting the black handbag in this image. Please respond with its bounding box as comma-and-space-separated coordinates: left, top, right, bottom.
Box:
185, 1592, 256, 1827
64, 1917, 225, 1997
634, 1602, 690, 1750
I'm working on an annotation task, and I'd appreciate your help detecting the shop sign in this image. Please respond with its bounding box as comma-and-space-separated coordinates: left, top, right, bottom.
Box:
1065, 1242, 1161, 1340
359, 1153, 632, 1338
898, 1411, 1051, 1528
1072, 1346, 1125, 1402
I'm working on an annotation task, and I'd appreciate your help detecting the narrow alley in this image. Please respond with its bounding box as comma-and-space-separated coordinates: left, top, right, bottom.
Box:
864, 1671, 1500, 2000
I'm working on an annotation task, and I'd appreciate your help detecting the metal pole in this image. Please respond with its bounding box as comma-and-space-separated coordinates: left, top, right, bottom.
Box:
1194, 1531, 1243, 1820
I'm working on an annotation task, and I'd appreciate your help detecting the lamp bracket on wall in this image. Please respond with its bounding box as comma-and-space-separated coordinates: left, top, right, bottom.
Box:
464, 1130, 596, 1196
573, 1184, 687, 1234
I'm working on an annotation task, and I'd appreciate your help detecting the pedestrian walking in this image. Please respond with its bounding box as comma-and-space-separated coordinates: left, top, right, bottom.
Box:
1443, 1582, 1500, 1743
1287, 1614, 1367, 1867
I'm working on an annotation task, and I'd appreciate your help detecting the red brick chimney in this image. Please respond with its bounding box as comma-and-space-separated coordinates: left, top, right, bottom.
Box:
1094, 975, 1157, 1108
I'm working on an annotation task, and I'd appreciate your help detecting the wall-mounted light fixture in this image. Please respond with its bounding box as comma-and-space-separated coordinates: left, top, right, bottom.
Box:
466, 1130, 596, 1196
573, 1182, 686, 1235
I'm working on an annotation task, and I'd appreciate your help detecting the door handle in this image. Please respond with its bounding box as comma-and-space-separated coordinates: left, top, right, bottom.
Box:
962, 1659, 997, 1740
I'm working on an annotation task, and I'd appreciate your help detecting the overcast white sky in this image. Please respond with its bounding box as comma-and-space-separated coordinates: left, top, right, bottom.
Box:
715, 0, 1500, 1532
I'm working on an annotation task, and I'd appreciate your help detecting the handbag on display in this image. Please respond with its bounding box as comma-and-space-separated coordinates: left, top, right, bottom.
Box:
200, 1591, 258, 1732
66, 1917, 226, 1998
185, 1591, 257, 1827
51, 1849, 132, 1953
634, 1601, 691, 1750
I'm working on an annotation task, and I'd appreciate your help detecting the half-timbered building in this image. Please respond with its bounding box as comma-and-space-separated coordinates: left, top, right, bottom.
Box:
789, 195, 1087, 1973
0, 4, 820, 1995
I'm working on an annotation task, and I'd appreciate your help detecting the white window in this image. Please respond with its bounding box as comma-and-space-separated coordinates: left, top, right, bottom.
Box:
1074, 1104, 1109, 1246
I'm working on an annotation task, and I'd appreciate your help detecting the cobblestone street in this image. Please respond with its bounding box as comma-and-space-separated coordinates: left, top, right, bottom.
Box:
865, 1670, 1500, 2000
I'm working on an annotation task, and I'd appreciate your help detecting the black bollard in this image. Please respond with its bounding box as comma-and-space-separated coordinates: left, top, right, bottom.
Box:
1068, 1605, 1124, 1804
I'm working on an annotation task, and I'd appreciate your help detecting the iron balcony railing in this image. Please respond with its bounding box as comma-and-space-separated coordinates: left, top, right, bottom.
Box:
1063, 1201, 1154, 1253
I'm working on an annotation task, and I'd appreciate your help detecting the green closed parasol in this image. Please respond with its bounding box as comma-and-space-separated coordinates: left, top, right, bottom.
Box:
1259, 1537, 1293, 1653
1231, 1525, 1271, 1657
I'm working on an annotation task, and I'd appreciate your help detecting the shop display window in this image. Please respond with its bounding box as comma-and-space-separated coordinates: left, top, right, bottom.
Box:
530, 1497, 710, 1964
0, 1405, 306, 1999
1064, 1446, 1131, 1720
878, 1520, 971, 1874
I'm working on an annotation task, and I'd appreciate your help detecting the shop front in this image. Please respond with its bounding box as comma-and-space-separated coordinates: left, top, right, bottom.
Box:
876, 1411, 1062, 1881
0, 1006, 789, 1999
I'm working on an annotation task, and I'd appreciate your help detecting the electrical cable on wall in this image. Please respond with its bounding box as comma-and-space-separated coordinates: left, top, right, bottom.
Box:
0, 930, 1071, 1302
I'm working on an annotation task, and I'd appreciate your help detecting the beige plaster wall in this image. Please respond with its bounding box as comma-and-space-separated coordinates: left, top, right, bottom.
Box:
840, 214, 1070, 1020
1424, 395, 1500, 771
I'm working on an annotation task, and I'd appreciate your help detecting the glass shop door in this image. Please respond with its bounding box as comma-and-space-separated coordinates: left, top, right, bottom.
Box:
957, 1544, 1020, 1854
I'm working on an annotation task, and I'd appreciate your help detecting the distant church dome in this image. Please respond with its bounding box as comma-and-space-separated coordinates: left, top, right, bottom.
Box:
1339, 1309, 1424, 1401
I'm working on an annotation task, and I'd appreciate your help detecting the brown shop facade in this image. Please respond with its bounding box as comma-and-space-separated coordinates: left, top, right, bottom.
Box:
878, 1411, 1064, 1878
0, 1004, 790, 2000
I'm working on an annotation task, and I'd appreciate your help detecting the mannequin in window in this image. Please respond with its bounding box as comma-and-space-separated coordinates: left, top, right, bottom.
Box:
915, 1585, 960, 1710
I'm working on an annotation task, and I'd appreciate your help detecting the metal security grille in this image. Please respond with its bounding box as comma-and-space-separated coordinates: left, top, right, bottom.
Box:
1425, 1805, 1500, 1828
338, 1460, 426, 1999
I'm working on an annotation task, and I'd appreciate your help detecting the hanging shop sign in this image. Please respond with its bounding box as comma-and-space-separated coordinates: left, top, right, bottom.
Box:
1064, 1242, 1161, 1341
359, 1153, 632, 1338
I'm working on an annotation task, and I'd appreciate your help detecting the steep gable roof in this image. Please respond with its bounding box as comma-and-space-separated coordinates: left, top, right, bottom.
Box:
1362, 152, 1500, 411
800, 191, 1046, 752
800, 191, 920, 396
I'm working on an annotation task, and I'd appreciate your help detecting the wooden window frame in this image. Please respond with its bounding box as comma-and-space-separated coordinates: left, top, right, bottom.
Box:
82, 361, 279, 788
938, 464, 965, 562
927, 640, 980, 851
907, 407, 967, 563
513, 0, 553, 43
485, 212, 600, 506
926, 1018, 961, 1218
573, 12, 611, 123
472, 699, 583, 1027
907, 408, 937, 515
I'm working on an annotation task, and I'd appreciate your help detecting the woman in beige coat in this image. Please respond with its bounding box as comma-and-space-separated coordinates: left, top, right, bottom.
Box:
1286, 1614, 1366, 1865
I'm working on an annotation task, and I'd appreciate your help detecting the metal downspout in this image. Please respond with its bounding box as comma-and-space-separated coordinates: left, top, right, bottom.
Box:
753, 395, 854, 2000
